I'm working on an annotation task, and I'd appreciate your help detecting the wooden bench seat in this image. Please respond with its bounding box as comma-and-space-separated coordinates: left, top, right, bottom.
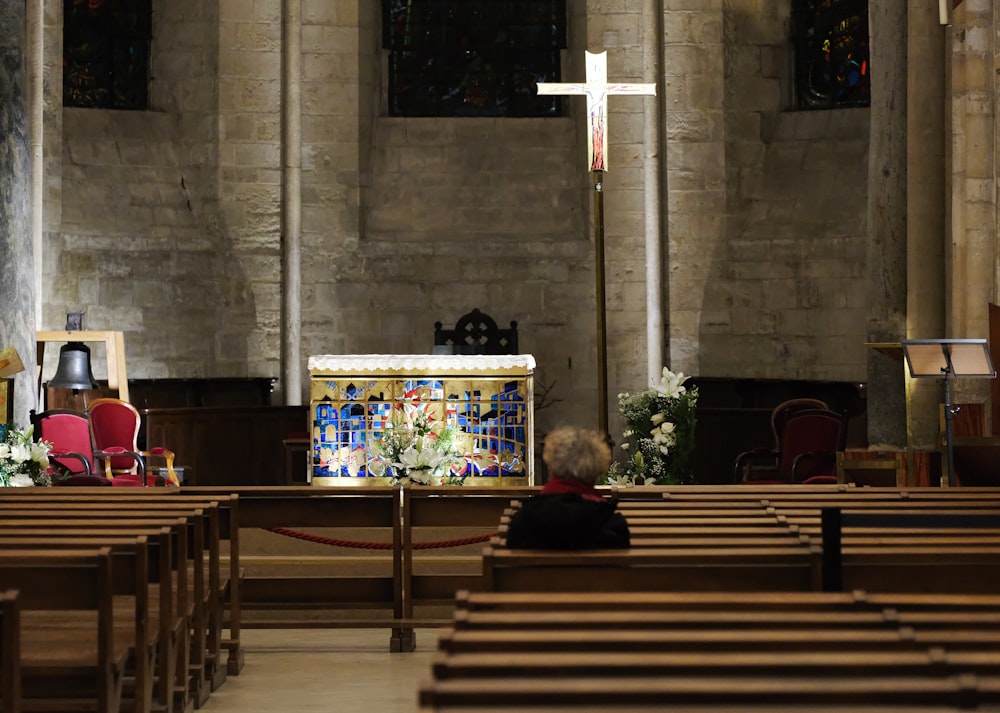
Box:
430, 648, 1000, 679
0, 489, 244, 677
492, 496, 1000, 594
0, 548, 128, 713
482, 544, 820, 592
420, 706, 994, 713
0, 509, 210, 709
447, 607, 1000, 631
454, 589, 1000, 613
419, 674, 1000, 708
427, 586, 1000, 711
437, 625, 1000, 653
1, 589, 19, 713
0, 533, 179, 713
13, 538, 156, 713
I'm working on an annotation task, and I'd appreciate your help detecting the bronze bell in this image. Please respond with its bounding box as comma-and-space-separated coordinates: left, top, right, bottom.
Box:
48, 342, 99, 391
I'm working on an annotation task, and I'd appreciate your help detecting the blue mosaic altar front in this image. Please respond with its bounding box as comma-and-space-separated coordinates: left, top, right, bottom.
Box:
311, 376, 529, 479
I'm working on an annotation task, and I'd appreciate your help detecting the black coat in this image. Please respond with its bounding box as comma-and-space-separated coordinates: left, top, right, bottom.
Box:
505, 493, 631, 550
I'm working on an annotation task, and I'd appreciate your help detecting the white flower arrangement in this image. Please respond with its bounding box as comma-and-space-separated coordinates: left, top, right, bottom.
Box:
0, 423, 52, 487
604, 367, 698, 486
370, 406, 467, 485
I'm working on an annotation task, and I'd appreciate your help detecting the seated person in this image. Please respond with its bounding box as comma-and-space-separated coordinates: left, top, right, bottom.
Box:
506, 426, 630, 549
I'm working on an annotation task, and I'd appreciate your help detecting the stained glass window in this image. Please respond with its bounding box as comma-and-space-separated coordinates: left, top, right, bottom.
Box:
63, 0, 151, 110
792, 0, 870, 110
382, 0, 567, 117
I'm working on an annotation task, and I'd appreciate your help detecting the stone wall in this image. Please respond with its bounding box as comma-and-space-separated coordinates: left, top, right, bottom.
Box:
43, 0, 238, 382
37, 0, 872, 435
670, 0, 869, 383
0, 1, 36, 423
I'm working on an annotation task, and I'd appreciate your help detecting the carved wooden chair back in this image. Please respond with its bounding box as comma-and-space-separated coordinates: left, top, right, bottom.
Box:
434, 308, 519, 355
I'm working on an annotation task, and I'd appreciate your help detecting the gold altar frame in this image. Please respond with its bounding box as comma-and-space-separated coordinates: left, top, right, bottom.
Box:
308, 355, 535, 487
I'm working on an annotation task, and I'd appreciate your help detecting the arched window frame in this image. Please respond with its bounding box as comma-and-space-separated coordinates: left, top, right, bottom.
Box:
63, 0, 152, 110
381, 0, 567, 118
791, 0, 870, 110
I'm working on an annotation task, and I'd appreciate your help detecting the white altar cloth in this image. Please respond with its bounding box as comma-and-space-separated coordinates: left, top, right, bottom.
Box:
308, 354, 535, 373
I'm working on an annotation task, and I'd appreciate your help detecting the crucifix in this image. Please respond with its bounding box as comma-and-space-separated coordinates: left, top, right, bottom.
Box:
538, 50, 656, 434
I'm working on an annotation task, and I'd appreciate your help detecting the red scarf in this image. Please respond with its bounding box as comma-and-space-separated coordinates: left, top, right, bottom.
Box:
541, 476, 606, 503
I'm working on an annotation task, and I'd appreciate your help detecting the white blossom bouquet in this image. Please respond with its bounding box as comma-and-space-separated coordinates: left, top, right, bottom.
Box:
370, 406, 467, 485
0, 423, 52, 487
604, 368, 698, 486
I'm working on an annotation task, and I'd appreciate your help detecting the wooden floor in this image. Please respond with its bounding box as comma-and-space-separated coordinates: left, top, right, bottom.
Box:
199, 628, 440, 713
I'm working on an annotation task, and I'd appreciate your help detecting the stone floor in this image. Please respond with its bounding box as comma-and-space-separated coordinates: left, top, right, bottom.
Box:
199, 628, 440, 713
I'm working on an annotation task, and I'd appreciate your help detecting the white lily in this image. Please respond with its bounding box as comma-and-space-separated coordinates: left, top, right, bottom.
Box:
8, 443, 30, 464
604, 472, 633, 487
654, 367, 689, 399
30, 441, 51, 466
399, 443, 448, 472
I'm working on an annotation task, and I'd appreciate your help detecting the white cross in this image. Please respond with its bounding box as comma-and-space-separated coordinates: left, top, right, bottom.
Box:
537, 50, 656, 173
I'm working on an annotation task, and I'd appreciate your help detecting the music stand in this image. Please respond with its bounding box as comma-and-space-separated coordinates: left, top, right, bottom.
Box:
902, 339, 996, 486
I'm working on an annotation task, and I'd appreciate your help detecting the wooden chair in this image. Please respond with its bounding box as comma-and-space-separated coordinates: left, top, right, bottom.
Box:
734, 398, 827, 482
782, 408, 848, 484
29, 409, 108, 484
434, 308, 519, 355
87, 398, 178, 486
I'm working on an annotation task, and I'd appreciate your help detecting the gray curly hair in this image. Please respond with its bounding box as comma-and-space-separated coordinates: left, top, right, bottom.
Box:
542, 426, 612, 484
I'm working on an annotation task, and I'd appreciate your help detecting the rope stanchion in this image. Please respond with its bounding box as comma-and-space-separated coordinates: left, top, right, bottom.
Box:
412, 534, 497, 549
265, 527, 393, 549
265, 526, 497, 550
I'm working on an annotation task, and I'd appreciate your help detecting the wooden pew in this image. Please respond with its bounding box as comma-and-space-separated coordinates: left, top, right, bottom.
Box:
423, 589, 1000, 711
490, 495, 1000, 595
453, 589, 1000, 614
419, 705, 991, 713
170, 486, 404, 646
0, 589, 19, 713
0, 523, 190, 710
0, 508, 209, 707
0, 488, 245, 676
430, 649, 1000, 680
0, 495, 236, 690
399, 487, 541, 650
420, 674, 1000, 709
482, 545, 821, 593
0, 549, 128, 713
436, 624, 1000, 654
0, 532, 176, 713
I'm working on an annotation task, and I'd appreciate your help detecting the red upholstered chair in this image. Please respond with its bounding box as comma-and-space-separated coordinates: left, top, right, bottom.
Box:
734, 398, 837, 484
780, 408, 848, 484
87, 397, 178, 486
30, 409, 112, 486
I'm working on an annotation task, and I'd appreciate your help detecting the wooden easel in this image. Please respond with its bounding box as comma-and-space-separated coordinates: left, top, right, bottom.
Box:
36, 331, 129, 403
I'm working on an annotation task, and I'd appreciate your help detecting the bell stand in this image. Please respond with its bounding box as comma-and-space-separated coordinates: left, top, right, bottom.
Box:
36, 330, 130, 405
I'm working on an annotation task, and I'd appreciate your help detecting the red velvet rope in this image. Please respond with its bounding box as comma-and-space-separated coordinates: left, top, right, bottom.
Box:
265, 526, 496, 550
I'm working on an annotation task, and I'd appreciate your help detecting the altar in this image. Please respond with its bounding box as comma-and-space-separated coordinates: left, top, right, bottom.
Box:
308, 354, 535, 486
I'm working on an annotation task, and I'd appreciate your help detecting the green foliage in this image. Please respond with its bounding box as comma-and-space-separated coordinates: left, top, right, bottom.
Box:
370, 407, 467, 485
604, 369, 698, 486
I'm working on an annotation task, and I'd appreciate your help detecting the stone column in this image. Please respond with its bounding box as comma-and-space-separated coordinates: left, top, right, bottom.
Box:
281, 0, 302, 405
663, 0, 726, 375
643, 0, 665, 384
905, 0, 947, 449
0, 1, 37, 422
947, 0, 996, 409
866, 0, 908, 448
